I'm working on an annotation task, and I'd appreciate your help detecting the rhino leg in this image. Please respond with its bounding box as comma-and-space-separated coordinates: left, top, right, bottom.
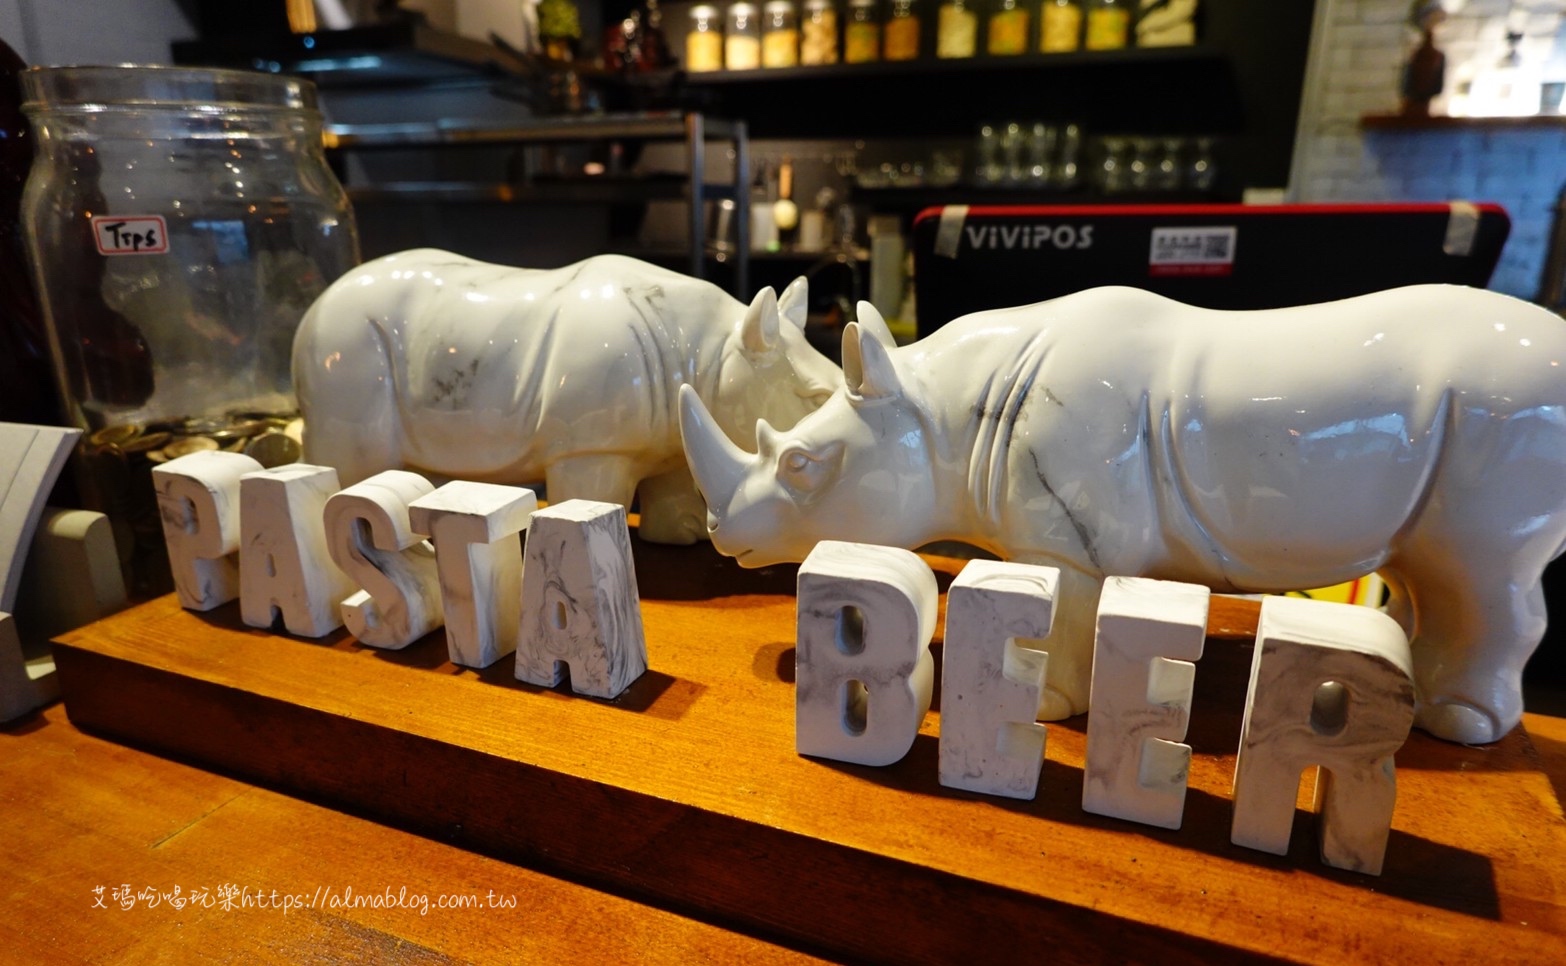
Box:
636, 465, 708, 546
1384, 543, 1551, 745
544, 453, 640, 510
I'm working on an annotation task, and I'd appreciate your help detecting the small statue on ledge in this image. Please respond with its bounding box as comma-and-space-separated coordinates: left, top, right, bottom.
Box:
1402, 0, 1447, 117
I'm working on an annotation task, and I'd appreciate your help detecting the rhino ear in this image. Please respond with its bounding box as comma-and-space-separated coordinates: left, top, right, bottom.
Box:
842, 321, 902, 401
740, 286, 781, 355
778, 277, 809, 330
854, 301, 896, 349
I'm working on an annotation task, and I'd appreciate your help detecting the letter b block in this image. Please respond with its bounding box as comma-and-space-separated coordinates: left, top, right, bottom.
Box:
796, 541, 937, 767
1230, 595, 1416, 875
516, 500, 647, 699
938, 559, 1058, 800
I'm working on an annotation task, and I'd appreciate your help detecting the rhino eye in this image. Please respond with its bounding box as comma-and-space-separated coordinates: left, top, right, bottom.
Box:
778, 443, 844, 499
785, 452, 810, 472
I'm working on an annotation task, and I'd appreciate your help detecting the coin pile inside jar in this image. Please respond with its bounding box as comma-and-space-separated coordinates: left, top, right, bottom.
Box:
86, 410, 305, 469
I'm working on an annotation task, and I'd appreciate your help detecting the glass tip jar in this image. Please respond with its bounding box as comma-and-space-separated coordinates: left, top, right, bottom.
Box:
18, 65, 360, 597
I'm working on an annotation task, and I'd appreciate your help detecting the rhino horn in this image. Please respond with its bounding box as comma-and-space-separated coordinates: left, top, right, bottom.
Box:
679, 383, 749, 507
855, 300, 896, 348
740, 286, 781, 354
842, 321, 903, 400
778, 276, 809, 330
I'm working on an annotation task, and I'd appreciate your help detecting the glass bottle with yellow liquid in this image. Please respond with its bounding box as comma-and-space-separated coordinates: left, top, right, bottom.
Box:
1084, 0, 1130, 51
1039, 0, 1082, 53
845, 0, 881, 62
987, 0, 1030, 56
937, 0, 979, 58
883, 0, 921, 60
762, 1, 800, 67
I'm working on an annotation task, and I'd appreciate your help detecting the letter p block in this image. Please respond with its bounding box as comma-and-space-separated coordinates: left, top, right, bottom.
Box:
1230, 595, 1416, 875
796, 541, 938, 767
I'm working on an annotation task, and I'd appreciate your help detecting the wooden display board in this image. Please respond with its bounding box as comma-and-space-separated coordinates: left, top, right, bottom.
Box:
52, 536, 1566, 964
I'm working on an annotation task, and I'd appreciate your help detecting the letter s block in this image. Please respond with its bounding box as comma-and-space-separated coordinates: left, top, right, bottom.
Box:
1230, 595, 1416, 875
796, 541, 937, 767
938, 559, 1058, 800
516, 500, 646, 699
1082, 576, 1210, 830
153, 451, 263, 611
323, 470, 443, 650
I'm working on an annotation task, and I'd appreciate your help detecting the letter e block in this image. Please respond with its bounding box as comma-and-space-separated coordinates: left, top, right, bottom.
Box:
153, 451, 262, 611
409, 481, 537, 669
1082, 576, 1210, 829
516, 500, 646, 698
323, 470, 443, 650
796, 541, 938, 767
239, 464, 355, 637
938, 559, 1058, 799
1230, 595, 1416, 875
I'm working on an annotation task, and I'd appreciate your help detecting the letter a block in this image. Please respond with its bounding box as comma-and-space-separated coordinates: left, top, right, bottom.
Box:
796, 541, 937, 767
153, 451, 263, 611
323, 470, 443, 650
938, 559, 1058, 799
1082, 576, 1210, 829
409, 481, 537, 669
1231, 595, 1416, 875
239, 464, 355, 637
516, 500, 647, 699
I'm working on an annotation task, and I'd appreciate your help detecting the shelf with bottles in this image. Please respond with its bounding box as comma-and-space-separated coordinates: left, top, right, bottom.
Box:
673, 0, 1199, 74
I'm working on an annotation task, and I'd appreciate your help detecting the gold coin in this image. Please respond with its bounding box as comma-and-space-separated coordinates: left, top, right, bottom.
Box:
88, 424, 140, 447
210, 419, 269, 441
121, 431, 172, 454
244, 432, 301, 468
163, 435, 220, 458
146, 448, 170, 463
283, 417, 304, 444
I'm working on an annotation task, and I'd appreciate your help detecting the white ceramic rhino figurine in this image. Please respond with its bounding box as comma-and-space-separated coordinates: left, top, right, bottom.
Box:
293, 249, 839, 544
680, 284, 1566, 745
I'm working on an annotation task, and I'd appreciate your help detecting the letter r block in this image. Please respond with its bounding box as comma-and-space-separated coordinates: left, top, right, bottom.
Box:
1230, 595, 1416, 875
796, 541, 938, 767
1082, 576, 1210, 829
153, 450, 263, 611
938, 559, 1058, 800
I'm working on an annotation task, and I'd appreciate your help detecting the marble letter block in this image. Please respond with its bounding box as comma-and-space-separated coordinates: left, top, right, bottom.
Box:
153, 451, 263, 611
1081, 577, 1210, 829
937, 559, 1058, 799
409, 481, 537, 669
516, 499, 647, 698
323, 470, 443, 650
796, 541, 938, 767
238, 464, 356, 637
1230, 595, 1416, 875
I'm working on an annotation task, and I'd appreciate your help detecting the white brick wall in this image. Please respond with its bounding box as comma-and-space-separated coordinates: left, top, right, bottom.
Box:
1293, 0, 1566, 299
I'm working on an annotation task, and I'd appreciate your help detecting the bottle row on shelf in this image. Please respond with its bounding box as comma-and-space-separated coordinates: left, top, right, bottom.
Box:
683, 0, 1198, 72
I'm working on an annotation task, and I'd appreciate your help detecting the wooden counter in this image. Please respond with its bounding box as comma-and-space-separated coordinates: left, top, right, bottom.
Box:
41, 536, 1566, 964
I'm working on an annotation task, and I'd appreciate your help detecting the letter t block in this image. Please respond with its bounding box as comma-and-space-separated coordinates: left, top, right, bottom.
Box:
409, 481, 537, 669
938, 559, 1058, 800
796, 541, 938, 767
1230, 595, 1416, 875
1082, 576, 1210, 829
